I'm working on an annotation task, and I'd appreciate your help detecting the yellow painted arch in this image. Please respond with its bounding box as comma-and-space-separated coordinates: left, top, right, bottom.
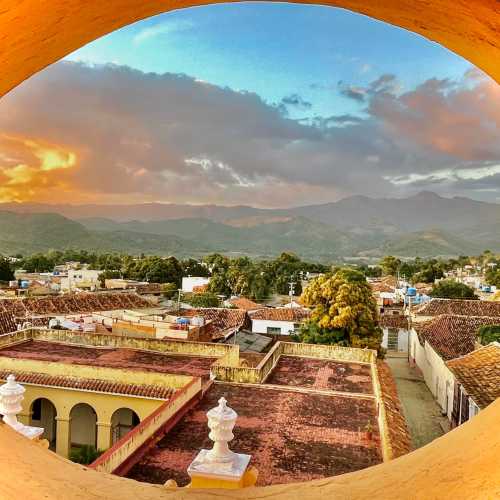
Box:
0, 0, 499, 99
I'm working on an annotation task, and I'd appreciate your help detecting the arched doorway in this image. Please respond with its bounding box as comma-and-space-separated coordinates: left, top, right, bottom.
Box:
69, 403, 97, 450
111, 408, 140, 444
30, 398, 57, 450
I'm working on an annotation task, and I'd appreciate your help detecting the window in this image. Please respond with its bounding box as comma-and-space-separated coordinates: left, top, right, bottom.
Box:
266, 326, 281, 335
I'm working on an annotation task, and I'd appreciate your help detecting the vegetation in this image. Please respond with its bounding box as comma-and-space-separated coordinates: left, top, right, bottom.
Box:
0, 257, 14, 282
297, 269, 383, 353
430, 280, 477, 299
69, 445, 104, 465
485, 266, 500, 287
184, 292, 220, 308
477, 325, 500, 345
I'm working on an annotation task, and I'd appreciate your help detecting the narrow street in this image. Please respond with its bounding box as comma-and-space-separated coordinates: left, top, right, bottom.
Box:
386, 353, 449, 449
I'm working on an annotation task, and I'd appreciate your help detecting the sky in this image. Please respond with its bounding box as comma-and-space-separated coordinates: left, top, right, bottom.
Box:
0, 2, 499, 207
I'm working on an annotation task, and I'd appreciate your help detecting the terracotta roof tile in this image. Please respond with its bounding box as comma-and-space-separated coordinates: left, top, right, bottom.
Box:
180, 308, 249, 340
446, 343, 500, 409
0, 311, 17, 335
417, 314, 499, 360
228, 297, 265, 311
379, 315, 409, 329
0, 292, 152, 318
414, 298, 500, 317
249, 307, 311, 322
0, 370, 175, 399
376, 361, 412, 458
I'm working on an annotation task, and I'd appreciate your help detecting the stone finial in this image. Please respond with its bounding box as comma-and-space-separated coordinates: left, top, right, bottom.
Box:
187, 397, 253, 488
0, 374, 43, 440
206, 397, 237, 463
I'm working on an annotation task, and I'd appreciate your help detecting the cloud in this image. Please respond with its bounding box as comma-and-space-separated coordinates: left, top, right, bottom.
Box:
133, 20, 194, 45
281, 94, 312, 109
338, 82, 367, 102
0, 62, 498, 207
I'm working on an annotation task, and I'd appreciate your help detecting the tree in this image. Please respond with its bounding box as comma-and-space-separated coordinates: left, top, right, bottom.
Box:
412, 259, 445, 283
429, 279, 477, 299
98, 269, 120, 287
185, 292, 220, 308
379, 256, 401, 276
485, 267, 500, 288
0, 257, 14, 282
181, 258, 209, 278
298, 269, 383, 353
160, 282, 177, 299
477, 325, 500, 345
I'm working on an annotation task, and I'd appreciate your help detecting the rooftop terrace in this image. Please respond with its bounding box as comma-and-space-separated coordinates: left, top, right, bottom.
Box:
127, 381, 381, 486
266, 356, 373, 394
0, 340, 216, 381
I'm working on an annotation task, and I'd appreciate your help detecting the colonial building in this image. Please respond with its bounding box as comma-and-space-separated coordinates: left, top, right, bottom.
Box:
249, 307, 310, 336
446, 343, 500, 427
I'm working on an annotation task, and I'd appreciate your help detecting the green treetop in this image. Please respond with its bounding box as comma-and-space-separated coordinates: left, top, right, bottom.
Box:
297, 269, 383, 353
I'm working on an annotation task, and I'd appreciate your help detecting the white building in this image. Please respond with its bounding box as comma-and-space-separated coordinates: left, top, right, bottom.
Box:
181, 276, 210, 293
409, 313, 499, 420
249, 308, 310, 336
60, 269, 102, 292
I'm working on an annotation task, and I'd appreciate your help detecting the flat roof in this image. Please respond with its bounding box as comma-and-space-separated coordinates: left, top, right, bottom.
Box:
0, 340, 216, 381
127, 352, 381, 487
266, 356, 373, 394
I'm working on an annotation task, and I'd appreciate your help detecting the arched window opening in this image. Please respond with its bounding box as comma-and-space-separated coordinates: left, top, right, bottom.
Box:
69, 403, 97, 451
30, 398, 57, 450
111, 408, 140, 444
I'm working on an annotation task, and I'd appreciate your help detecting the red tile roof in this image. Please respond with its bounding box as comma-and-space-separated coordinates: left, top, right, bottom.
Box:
0, 292, 152, 318
228, 297, 265, 311
414, 298, 500, 317
446, 343, 500, 409
376, 361, 412, 458
416, 314, 499, 360
0, 311, 17, 335
379, 315, 409, 329
249, 307, 311, 322
0, 370, 175, 399
180, 308, 250, 340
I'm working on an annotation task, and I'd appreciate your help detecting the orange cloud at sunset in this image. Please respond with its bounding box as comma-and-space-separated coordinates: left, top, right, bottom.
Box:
0, 134, 78, 202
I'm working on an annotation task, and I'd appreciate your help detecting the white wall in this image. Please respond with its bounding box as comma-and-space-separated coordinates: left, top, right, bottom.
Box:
382, 328, 409, 352
251, 319, 297, 335
409, 329, 456, 419
182, 276, 210, 293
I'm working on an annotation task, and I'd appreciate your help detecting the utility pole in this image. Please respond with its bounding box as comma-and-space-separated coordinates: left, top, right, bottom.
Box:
177, 288, 182, 314
288, 280, 295, 307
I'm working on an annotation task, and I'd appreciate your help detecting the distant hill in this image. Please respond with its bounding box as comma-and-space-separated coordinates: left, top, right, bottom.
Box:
0, 212, 210, 257
1, 192, 499, 259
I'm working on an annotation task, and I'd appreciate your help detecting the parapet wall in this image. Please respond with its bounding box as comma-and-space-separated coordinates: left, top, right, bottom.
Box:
211, 341, 377, 384
32, 328, 237, 358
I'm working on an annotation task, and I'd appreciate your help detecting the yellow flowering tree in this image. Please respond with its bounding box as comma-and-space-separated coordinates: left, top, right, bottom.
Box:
298, 269, 382, 352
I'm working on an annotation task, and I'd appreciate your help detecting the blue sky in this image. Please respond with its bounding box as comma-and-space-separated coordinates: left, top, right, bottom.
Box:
1, 3, 498, 206
67, 3, 471, 120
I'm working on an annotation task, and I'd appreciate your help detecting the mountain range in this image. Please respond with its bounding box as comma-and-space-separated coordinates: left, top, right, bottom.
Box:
1, 191, 499, 260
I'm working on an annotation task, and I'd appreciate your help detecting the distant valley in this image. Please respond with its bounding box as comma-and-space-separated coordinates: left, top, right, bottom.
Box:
1, 192, 499, 260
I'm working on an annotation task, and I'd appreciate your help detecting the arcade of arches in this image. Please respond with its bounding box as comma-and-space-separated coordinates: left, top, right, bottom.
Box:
22, 385, 155, 457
